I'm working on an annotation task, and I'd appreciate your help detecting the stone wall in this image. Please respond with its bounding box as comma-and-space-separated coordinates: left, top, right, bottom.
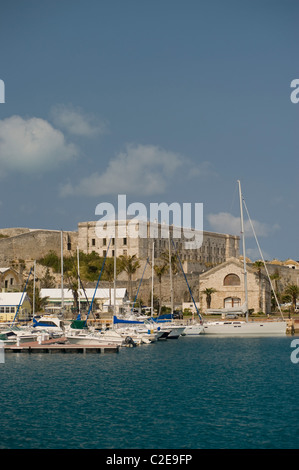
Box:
0, 229, 78, 264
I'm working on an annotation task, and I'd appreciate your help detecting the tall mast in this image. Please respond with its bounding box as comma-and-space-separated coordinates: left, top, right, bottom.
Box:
61, 230, 64, 314
168, 229, 173, 315
33, 260, 36, 317
238, 180, 248, 322
151, 241, 154, 316
77, 246, 80, 317
114, 226, 117, 319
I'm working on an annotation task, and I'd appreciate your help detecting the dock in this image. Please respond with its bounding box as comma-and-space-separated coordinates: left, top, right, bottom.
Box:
4, 337, 120, 354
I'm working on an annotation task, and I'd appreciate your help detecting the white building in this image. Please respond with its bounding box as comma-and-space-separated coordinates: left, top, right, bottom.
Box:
40, 288, 128, 314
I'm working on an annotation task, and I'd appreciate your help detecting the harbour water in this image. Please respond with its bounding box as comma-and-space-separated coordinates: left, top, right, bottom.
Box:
0, 336, 298, 449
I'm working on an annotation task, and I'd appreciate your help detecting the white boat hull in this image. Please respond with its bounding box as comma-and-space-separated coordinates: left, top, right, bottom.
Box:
66, 330, 124, 346
203, 320, 287, 336
160, 325, 185, 338
182, 324, 205, 335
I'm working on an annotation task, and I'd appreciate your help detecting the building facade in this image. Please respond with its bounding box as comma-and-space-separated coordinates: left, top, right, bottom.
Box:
77, 219, 240, 273
199, 257, 271, 314
0, 292, 32, 322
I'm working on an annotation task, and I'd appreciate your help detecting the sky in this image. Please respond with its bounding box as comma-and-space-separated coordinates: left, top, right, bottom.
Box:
0, 0, 298, 261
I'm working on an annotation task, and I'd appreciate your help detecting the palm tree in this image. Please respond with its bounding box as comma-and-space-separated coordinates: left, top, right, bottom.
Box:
160, 250, 179, 275
154, 262, 169, 315
253, 260, 264, 311
203, 287, 217, 310
284, 284, 299, 313
27, 280, 49, 314
270, 269, 281, 310
67, 276, 79, 317
119, 254, 140, 300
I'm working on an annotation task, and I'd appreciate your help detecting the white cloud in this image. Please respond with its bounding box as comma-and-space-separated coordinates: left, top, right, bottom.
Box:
0, 115, 78, 173
206, 212, 280, 238
61, 143, 183, 197
50, 104, 108, 137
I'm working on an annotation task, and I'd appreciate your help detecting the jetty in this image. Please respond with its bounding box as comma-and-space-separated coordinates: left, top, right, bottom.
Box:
4, 337, 120, 354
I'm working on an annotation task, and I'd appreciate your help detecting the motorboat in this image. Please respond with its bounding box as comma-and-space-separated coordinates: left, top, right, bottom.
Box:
0, 326, 40, 344
32, 315, 65, 337
66, 328, 126, 346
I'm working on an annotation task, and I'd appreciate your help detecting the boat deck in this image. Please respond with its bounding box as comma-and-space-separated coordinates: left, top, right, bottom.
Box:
4, 337, 120, 354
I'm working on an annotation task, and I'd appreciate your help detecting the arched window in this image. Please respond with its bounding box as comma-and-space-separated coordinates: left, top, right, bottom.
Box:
223, 273, 241, 286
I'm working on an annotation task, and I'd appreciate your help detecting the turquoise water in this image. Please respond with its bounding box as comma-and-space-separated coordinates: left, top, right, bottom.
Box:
0, 336, 298, 449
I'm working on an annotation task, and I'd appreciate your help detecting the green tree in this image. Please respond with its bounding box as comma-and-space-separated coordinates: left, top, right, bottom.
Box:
284, 284, 299, 313
253, 260, 264, 311
26, 280, 49, 314
119, 254, 140, 300
203, 287, 217, 309
40, 267, 56, 288
154, 262, 169, 315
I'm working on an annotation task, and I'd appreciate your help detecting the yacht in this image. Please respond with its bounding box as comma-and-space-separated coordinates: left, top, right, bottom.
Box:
202, 181, 287, 336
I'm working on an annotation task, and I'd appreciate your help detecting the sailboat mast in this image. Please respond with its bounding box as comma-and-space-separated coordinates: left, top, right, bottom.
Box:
168, 230, 174, 315
114, 227, 117, 319
77, 246, 80, 317
151, 241, 154, 317
33, 260, 36, 317
238, 180, 248, 322
61, 230, 64, 314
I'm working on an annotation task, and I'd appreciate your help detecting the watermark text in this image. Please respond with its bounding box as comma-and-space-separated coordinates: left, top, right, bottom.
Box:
0, 79, 5, 103
290, 79, 299, 104
95, 195, 203, 249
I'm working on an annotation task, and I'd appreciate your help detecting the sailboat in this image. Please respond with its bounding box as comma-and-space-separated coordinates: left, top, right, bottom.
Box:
203, 180, 287, 336
169, 233, 204, 336
150, 240, 185, 339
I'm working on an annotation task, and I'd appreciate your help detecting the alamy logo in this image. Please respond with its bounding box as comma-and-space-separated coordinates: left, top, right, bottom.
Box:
95, 194, 203, 249
290, 79, 299, 104
0, 340, 5, 364
290, 339, 299, 364
0, 79, 5, 103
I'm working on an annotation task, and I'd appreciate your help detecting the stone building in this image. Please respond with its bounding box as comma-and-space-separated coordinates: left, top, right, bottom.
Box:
0, 267, 22, 291
0, 228, 78, 264
199, 257, 271, 314
77, 219, 240, 277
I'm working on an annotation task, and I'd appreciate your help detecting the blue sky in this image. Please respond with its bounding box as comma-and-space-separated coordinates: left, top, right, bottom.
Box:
0, 0, 298, 261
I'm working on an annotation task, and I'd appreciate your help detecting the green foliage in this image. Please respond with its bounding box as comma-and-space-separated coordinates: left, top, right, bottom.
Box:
37, 250, 125, 283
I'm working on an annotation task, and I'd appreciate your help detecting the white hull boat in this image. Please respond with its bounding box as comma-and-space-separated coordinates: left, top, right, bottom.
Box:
66, 329, 125, 346
203, 320, 287, 336
0, 327, 40, 344
182, 323, 205, 336
32, 316, 65, 337
159, 325, 185, 339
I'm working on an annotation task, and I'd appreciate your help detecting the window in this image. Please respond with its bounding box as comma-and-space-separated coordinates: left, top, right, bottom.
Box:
223, 274, 241, 286
92, 238, 95, 246
103, 250, 106, 257
10, 278, 13, 285
123, 237, 127, 245
103, 238, 107, 246
67, 235, 72, 251
224, 297, 241, 308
